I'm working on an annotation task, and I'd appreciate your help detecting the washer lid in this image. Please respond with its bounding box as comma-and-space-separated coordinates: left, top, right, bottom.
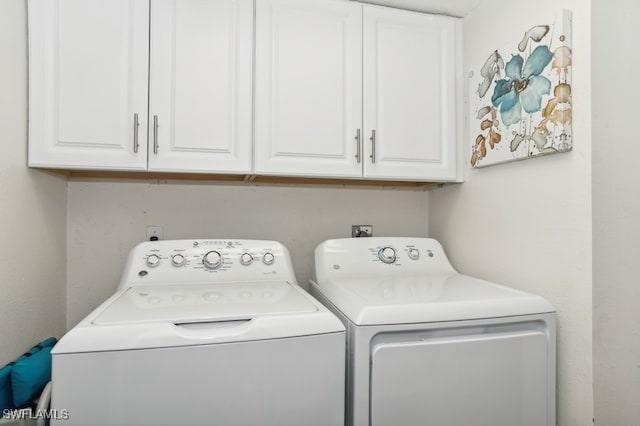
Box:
54, 281, 345, 354
93, 281, 317, 325
313, 274, 555, 325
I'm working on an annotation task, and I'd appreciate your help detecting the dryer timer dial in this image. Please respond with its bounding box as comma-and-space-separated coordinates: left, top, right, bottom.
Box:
378, 247, 397, 264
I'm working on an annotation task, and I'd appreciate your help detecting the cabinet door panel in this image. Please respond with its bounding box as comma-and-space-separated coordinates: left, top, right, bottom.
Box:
149, 0, 253, 173
363, 6, 459, 181
28, 0, 149, 170
255, 0, 362, 177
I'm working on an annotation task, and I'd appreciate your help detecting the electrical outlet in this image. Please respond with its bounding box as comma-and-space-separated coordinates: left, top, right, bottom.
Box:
146, 225, 163, 241
352, 225, 373, 238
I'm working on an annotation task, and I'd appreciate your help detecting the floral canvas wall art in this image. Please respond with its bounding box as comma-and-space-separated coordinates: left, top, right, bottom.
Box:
470, 10, 572, 168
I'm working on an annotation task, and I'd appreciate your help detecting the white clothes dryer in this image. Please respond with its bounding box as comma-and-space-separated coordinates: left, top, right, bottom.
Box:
310, 237, 556, 426
52, 239, 345, 426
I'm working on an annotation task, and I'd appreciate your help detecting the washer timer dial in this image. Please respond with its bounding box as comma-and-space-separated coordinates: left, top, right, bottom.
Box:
378, 247, 397, 264
203, 251, 223, 270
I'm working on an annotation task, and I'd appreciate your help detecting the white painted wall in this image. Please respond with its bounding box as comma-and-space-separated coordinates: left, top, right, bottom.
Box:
0, 0, 67, 365
428, 1, 592, 425
592, 1, 640, 424
66, 179, 429, 327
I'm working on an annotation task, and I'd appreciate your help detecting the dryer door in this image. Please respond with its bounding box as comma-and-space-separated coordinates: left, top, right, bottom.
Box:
370, 327, 549, 426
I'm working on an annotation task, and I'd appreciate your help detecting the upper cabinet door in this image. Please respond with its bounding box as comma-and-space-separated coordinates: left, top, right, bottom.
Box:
148, 0, 253, 173
28, 0, 149, 170
255, 0, 362, 178
363, 6, 461, 181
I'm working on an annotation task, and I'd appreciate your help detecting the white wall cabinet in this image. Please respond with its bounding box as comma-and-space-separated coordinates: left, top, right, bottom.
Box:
254, 0, 363, 178
148, 0, 253, 173
29, 0, 461, 182
28, 0, 253, 174
255, 0, 462, 181
363, 6, 460, 181
28, 0, 150, 170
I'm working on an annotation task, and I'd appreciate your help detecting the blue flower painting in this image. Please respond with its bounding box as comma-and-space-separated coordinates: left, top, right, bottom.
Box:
470, 10, 572, 167
492, 46, 553, 126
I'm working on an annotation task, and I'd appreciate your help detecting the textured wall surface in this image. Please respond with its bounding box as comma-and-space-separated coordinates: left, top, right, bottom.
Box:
592, 0, 640, 424
66, 179, 428, 327
0, 0, 67, 365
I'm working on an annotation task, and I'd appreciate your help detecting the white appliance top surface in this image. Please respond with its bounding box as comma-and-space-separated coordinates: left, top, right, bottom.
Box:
93, 281, 317, 325
313, 274, 555, 325
311, 237, 555, 325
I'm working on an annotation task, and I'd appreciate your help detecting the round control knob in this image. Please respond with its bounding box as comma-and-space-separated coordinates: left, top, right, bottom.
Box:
262, 252, 275, 265
408, 248, 420, 260
378, 247, 397, 264
239, 253, 254, 266
171, 254, 186, 267
146, 254, 161, 268
203, 250, 223, 270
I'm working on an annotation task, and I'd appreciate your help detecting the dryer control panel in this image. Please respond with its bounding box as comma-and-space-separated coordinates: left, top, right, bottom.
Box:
313, 237, 457, 283
118, 239, 297, 289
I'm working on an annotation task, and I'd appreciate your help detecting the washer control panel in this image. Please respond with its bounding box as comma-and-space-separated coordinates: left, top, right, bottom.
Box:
120, 239, 296, 289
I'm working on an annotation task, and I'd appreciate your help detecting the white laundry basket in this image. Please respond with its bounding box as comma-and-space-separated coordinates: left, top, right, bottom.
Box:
0, 382, 51, 426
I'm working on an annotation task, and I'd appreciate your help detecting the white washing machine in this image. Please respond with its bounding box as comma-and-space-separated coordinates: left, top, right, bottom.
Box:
310, 237, 556, 426
52, 239, 345, 426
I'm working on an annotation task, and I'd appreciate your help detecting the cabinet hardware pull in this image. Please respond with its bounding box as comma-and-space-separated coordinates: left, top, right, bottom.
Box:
370, 129, 376, 164
153, 115, 159, 154
133, 113, 139, 153
355, 129, 361, 163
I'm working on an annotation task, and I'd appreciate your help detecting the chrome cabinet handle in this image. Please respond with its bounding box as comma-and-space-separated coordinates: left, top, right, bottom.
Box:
355, 129, 361, 163
369, 129, 376, 164
133, 113, 139, 153
153, 115, 159, 154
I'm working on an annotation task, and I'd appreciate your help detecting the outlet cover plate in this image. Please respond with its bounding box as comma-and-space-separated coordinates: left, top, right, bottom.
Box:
146, 225, 163, 241
352, 225, 373, 237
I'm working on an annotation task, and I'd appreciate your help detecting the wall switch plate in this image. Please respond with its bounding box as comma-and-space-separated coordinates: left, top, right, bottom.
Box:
146, 225, 163, 241
352, 225, 373, 237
